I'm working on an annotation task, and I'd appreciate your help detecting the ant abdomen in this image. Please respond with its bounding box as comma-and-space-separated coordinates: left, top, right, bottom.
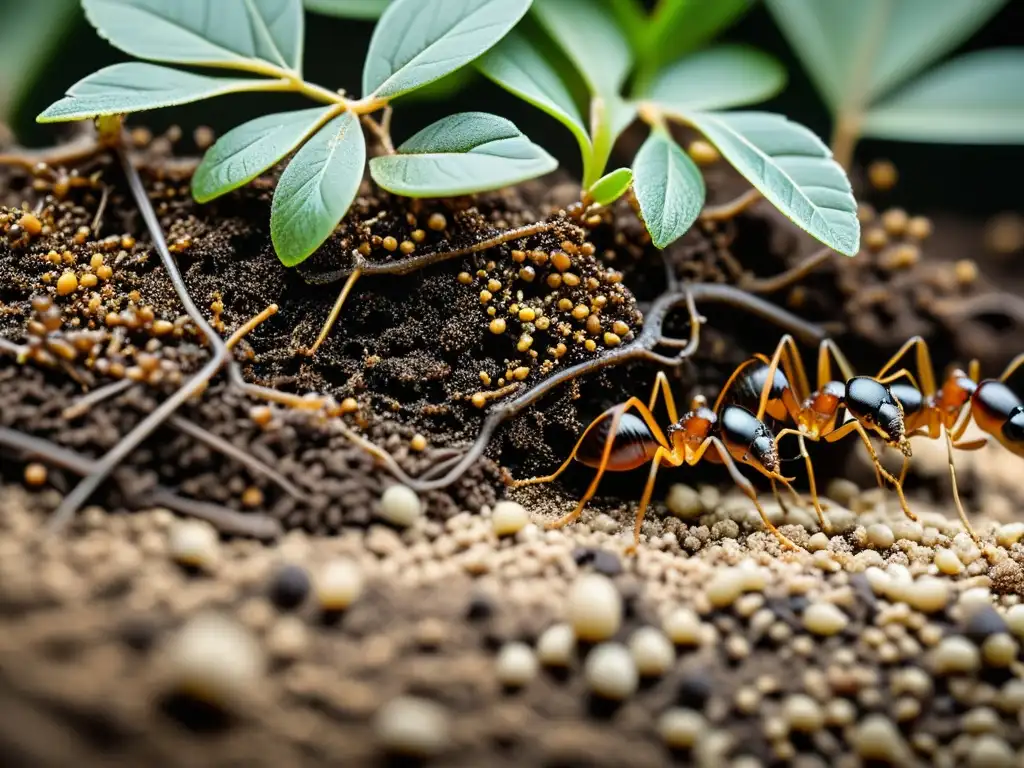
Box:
575, 408, 660, 471
889, 382, 925, 417
972, 381, 1024, 456
732, 362, 790, 421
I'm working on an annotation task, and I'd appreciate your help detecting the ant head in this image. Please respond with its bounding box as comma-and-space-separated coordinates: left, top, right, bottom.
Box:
844, 377, 912, 457
1003, 407, 1024, 445
719, 404, 779, 474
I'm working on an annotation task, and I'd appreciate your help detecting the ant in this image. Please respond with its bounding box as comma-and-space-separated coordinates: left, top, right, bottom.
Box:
716, 334, 915, 531
874, 339, 1024, 541
509, 371, 802, 553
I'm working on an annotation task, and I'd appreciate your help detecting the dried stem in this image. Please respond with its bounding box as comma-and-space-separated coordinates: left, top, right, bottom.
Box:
740, 247, 835, 295
700, 189, 762, 222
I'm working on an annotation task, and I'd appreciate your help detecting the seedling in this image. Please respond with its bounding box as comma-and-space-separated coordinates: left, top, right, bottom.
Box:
767, 0, 1024, 167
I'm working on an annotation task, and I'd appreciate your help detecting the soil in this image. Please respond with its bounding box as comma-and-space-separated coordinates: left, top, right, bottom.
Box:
2, 129, 1024, 767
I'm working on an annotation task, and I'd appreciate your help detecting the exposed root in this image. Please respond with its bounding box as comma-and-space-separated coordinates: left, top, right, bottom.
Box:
0, 426, 281, 539
740, 247, 836, 295
62, 378, 134, 420
700, 189, 762, 222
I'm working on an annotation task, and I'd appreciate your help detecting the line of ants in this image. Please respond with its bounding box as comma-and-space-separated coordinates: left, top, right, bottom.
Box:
512, 334, 1024, 553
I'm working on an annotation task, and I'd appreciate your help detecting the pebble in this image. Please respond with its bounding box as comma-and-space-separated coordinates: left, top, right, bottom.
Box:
315, 558, 364, 611
964, 604, 1009, 642
374, 696, 450, 757
783, 694, 824, 732
266, 616, 308, 660
663, 608, 704, 645
995, 522, 1024, 548
933, 636, 981, 675
807, 532, 830, 552
666, 484, 703, 519
981, 634, 1017, 668
267, 564, 311, 611
495, 642, 539, 688
935, 548, 964, 575
851, 714, 910, 763
706, 567, 747, 608
903, 577, 950, 613
584, 642, 639, 700
867, 523, 895, 550
536, 623, 575, 667
491, 500, 530, 536
168, 519, 219, 571
628, 626, 675, 677
566, 573, 622, 642
802, 601, 848, 636
378, 484, 422, 527
657, 708, 705, 749
162, 611, 263, 707
968, 734, 1016, 768
1006, 605, 1024, 640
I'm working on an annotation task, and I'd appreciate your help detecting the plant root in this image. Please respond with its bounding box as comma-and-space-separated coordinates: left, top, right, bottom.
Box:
700, 189, 762, 222
740, 247, 836, 295
0, 427, 281, 539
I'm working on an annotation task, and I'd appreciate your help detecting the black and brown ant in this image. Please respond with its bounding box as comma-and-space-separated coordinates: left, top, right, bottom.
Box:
717, 334, 915, 530
509, 371, 802, 552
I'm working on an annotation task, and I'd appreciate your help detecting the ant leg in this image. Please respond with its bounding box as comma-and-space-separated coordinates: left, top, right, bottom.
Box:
625, 448, 684, 555
875, 336, 937, 398
691, 437, 801, 550
797, 433, 828, 531
817, 339, 857, 388
301, 268, 363, 357
825, 421, 916, 521
648, 371, 680, 424
999, 353, 1024, 384
952, 438, 987, 451
876, 368, 924, 393
945, 431, 980, 543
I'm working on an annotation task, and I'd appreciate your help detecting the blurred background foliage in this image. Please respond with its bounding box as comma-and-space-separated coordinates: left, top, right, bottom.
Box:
1, 0, 1022, 216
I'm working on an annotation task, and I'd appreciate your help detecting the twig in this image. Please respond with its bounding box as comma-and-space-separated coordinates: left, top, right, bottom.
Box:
700, 189, 762, 222
740, 247, 835, 295
90, 183, 110, 234
62, 378, 133, 420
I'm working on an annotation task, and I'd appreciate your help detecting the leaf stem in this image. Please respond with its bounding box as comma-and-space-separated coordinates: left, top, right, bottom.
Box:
235, 58, 389, 115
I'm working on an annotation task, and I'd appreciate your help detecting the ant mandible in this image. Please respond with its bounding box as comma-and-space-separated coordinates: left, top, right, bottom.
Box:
717, 334, 915, 530
509, 370, 802, 553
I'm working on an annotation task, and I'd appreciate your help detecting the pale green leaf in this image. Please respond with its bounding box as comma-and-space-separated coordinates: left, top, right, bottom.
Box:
631, 131, 705, 249
533, 0, 632, 97
82, 0, 304, 72
37, 63, 269, 123
369, 112, 557, 197
686, 111, 859, 256
765, 0, 1007, 111
587, 167, 633, 207
647, 0, 753, 67
0, 0, 79, 119
645, 46, 786, 112
476, 28, 590, 158
588, 93, 637, 187
363, 0, 532, 100
863, 49, 1024, 144
193, 106, 337, 203
304, 0, 389, 19
271, 111, 366, 267
603, 0, 648, 55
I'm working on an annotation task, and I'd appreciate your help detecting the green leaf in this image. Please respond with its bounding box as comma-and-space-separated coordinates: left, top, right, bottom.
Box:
363, 0, 532, 100
193, 106, 337, 203
369, 112, 557, 198
37, 63, 269, 123
532, 0, 632, 97
631, 131, 705, 249
476, 28, 591, 159
271, 111, 366, 267
863, 49, 1024, 144
82, 0, 304, 72
645, 46, 786, 112
304, 0, 389, 19
587, 168, 633, 207
685, 111, 859, 256
603, 0, 648, 55
647, 0, 753, 68
0, 0, 79, 119
765, 0, 1007, 111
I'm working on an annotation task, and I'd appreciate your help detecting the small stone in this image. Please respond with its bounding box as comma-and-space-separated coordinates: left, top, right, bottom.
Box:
584, 642, 639, 700
657, 708, 705, 749
495, 642, 539, 688
981, 634, 1017, 668
783, 694, 824, 732
967, 734, 1016, 768
491, 500, 530, 536
995, 523, 1024, 548
706, 567, 746, 608
663, 608, 704, 645
591, 549, 623, 577
666, 484, 703, 519
162, 611, 263, 708
1006, 605, 1024, 640
266, 616, 308, 660
267, 564, 311, 611
867, 523, 895, 550
803, 601, 848, 636
374, 696, 450, 757
316, 558, 364, 611
933, 636, 981, 675
567, 573, 622, 642
168, 519, 219, 571
536, 623, 575, 667
628, 626, 675, 677
807, 532, 830, 551
851, 714, 910, 763
935, 548, 964, 575
963, 604, 1009, 643
378, 484, 422, 527
903, 577, 950, 613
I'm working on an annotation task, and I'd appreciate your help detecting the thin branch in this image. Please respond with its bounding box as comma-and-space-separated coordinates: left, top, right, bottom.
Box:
700, 189, 762, 222
740, 247, 835, 295
62, 378, 133, 420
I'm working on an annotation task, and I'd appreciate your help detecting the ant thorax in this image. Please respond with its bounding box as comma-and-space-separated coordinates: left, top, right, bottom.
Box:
936, 371, 976, 426
800, 380, 845, 437
667, 407, 716, 459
